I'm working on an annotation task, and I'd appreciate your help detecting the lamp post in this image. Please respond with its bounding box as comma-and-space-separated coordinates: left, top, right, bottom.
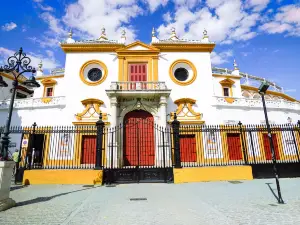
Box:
258, 81, 284, 204
0, 47, 40, 161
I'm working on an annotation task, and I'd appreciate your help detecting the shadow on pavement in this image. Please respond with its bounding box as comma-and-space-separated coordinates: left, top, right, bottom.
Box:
10, 185, 28, 191
266, 182, 281, 203
15, 186, 100, 208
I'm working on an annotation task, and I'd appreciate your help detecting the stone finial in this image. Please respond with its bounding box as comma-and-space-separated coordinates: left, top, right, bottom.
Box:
231, 59, 240, 76
36, 60, 43, 76
99, 27, 108, 40
38, 60, 43, 71
201, 28, 210, 43
152, 27, 155, 37
101, 27, 106, 35
68, 29, 73, 38
120, 29, 126, 44
151, 27, 159, 43
169, 27, 178, 41
66, 29, 75, 43
233, 59, 238, 70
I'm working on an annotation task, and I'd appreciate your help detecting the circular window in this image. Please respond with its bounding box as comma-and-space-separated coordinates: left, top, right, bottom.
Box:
88, 68, 102, 82
174, 68, 189, 81
169, 59, 197, 86
80, 60, 108, 86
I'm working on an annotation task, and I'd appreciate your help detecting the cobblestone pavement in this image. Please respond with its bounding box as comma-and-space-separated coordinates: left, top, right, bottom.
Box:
1, 178, 300, 225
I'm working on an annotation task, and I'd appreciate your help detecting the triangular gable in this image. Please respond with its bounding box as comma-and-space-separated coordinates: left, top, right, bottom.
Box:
116, 41, 160, 52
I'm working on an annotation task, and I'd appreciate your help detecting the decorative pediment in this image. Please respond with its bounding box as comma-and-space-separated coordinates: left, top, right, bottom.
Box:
75, 98, 108, 121
170, 98, 204, 124
219, 78, 235, 87
41, 78, 57, 86
116, 41, 160, 53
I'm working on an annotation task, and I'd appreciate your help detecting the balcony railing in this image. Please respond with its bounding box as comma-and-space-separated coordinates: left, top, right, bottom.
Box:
213, 96, 300, 110
0, 96, 66, 109
109, 81, 169, 91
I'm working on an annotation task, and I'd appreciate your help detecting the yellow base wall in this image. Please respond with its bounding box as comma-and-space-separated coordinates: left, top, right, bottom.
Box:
23, 170, 103, 185
174, 166, 253, 184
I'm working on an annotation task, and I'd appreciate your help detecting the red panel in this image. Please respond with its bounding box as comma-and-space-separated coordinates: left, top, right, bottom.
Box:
82, 135, 96, 164
129, 64, 147, 89
180, 135, 197, 162
227, 133, 243, 160
124, 110, 155, 166
263, 133, 280, 160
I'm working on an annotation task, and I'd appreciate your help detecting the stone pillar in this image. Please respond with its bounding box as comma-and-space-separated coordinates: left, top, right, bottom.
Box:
0, 161, 16, 211
110, 96, 118, 127
159, 96, 167, 127
108, 96, 118, 168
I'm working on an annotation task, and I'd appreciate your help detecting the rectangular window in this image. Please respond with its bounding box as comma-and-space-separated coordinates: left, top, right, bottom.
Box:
223, 87, 229, 97
46, 87, 53, 97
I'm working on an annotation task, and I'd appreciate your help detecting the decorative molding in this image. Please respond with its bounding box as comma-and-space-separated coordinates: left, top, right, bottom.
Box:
170, 98, 204, 124
75, 98, 108, 121
79, 60, 108, 86
60, 43, 124, 53
224, 97, 235, 104
212, 96, 300, 111
41, 97, 52, 104
151, 43, 215, 52
0, 96, 66, 109
169, 59, 197, 86
219, 78, 235, 87
212, 74, 241, 79
241, 85, 297, 102
36, 75, 64, 80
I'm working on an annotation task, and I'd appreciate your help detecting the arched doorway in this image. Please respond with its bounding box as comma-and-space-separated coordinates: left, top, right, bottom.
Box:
123, 110, 155, 166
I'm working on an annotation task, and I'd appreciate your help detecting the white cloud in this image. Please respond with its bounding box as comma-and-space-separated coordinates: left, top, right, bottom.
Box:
259, 22, 292, 34
38, 4, 54, 12
246, 0, 270, 12
0, 47, 60, 70
62, 0, 143, 42
211, 50, 233, 65
163, 12, 173, 23
146, 0, 169, 12
157, 0, 260, 45
1, 22, 17, 31
260, 4, 300, 36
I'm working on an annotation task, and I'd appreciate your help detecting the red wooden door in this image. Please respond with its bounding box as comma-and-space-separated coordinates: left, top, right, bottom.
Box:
129, 64, 147, 89
263, 133, 280, 160
124, 110, 155, 166
227, 133, 243, 160
82, 135, 96, 164
180, 135, 197, 162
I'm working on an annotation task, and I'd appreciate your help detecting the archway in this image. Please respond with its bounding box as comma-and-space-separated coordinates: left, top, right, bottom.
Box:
123, 110, 155, 166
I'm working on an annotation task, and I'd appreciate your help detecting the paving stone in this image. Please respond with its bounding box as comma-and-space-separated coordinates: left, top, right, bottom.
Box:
0, 178, 300, 225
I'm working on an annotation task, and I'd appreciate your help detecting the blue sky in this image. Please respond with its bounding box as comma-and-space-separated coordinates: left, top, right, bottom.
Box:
0, 0, 300, 99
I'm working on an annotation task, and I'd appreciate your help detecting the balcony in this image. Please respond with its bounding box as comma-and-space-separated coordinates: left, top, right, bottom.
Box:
212, 96, 300, 111
106, 81, 171, 97
0, 96, 66, 110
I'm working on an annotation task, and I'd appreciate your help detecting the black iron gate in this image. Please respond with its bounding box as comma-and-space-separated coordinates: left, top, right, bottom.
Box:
102, 114, 174, 184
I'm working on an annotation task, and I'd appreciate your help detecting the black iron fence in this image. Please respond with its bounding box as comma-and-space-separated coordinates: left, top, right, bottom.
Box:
1, 119, 300, 173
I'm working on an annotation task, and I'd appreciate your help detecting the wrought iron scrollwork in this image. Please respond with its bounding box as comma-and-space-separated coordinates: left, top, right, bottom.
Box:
0, 47, 36, 78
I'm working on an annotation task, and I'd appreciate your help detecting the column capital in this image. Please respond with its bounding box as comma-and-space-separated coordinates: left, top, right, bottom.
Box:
110, 96, 118, 106
159, 96, 167, 105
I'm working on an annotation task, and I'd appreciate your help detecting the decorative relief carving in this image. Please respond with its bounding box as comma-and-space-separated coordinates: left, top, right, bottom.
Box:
171, 98, 204, 124
75, 98, 107, 121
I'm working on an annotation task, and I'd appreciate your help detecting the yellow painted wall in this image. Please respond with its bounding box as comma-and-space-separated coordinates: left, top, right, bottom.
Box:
174, 166, 253, 184
23, 170, 103, 185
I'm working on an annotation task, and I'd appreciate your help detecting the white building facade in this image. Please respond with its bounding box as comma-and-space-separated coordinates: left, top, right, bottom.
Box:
0, 28, 299, 128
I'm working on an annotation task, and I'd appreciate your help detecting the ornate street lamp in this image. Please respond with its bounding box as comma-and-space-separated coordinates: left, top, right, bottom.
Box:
258, 81, 284, 204
0, 47, 40, 161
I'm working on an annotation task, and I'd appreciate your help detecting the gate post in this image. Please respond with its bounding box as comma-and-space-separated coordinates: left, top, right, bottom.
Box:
95, 114, 104, 170
26, 122, 37, 170
238, 121, 248, 164
172, 113, 181, 168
